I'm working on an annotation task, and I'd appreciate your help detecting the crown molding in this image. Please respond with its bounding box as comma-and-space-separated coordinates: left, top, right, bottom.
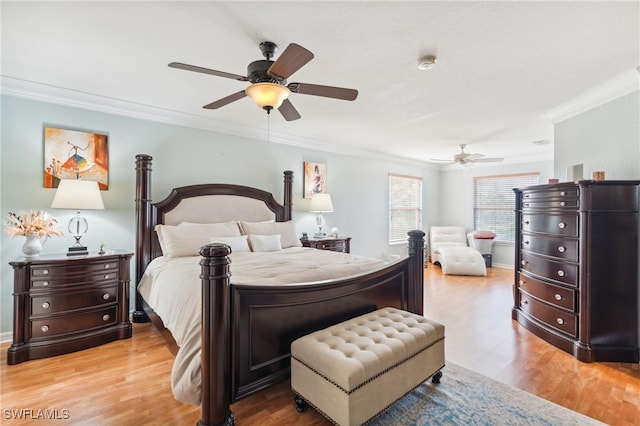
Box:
543, 68, 640, 123
0, 76, 430, 168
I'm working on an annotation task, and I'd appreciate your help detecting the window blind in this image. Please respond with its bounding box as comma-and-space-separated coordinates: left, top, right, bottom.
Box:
474, 173, 539, 242
389, 174, 423, 243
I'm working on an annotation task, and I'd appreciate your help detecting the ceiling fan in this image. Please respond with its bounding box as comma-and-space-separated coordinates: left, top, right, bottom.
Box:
168, 41, 358, 121
431, 144, 504, 165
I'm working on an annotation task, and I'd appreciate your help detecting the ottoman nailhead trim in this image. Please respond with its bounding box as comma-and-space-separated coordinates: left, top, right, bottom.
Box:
292, 336, 444, 395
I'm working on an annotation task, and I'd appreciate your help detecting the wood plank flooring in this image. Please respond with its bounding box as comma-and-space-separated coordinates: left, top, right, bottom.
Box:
2, 265, 638, 425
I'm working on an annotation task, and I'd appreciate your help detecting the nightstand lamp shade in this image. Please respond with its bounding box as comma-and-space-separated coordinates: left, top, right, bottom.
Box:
51, 179, 105, 256
310, 193, 334, 237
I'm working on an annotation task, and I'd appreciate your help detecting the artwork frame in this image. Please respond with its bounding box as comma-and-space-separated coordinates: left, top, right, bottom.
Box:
303, 161, 327, 199
43, 127, 109, 189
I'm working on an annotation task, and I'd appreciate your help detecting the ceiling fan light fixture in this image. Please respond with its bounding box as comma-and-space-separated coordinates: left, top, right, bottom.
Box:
245, 82, 290, 111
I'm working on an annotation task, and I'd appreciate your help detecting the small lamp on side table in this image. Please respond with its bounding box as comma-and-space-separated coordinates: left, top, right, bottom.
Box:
310, 193, 333, 238
51, 179, 105, 256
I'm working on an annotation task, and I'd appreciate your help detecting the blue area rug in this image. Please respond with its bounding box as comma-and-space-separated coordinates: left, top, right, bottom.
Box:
369, 363, 603, 426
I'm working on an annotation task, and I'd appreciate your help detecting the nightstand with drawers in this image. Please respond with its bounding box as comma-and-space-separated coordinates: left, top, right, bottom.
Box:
301, 236, 351, 253
7, 251, 133, 365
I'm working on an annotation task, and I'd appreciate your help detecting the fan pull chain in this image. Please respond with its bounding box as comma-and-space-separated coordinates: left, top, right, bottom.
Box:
267, 112, 270, 143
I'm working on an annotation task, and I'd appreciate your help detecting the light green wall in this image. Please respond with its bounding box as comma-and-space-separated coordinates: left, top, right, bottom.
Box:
0, 95, 440, 335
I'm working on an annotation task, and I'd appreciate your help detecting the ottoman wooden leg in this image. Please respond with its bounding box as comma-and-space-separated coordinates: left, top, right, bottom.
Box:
294, 394, 308, 413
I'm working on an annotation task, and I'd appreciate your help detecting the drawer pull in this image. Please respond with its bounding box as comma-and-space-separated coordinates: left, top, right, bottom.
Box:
560, 191, 566, 196
524, 194, 530, 198
524, 240, 530, 245
103, 293, 110, 300
524, 203, 530, 207
524, 220, 530, 225
557, 270, 566, 277
557, 246, 566, 253
102, 314, 110, 322
43, 269, 49, 275
559, 201, 566, 206
521, 260, 528, 266
558, 222, 566, 229
556, 318, 565, 325
522, 300, 529, 305
104, 274, 110, 280
519, 280, 526, 286
104, 264, 110, 269
41, 302, 50, 309
554, 294, 562, 301
41, 325, 49, 333
42, 281, 49, 287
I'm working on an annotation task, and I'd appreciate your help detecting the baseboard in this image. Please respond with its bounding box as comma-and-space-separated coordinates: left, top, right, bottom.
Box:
0, 331, 13, 344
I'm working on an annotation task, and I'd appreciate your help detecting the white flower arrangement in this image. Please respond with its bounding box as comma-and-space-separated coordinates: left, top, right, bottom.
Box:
4, 210, 64, 238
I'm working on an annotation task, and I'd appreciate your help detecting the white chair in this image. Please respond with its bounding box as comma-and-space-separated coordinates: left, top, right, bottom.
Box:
430, 226, 486, 276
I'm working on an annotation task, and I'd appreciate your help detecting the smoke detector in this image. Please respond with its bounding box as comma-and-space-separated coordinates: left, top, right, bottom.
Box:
418, 55, 437, 70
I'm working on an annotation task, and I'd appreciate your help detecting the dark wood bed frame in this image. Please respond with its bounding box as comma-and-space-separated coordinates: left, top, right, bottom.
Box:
132, 154, 426, 426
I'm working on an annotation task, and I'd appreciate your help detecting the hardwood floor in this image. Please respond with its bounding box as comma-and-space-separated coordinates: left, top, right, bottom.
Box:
2, 265, 638, 425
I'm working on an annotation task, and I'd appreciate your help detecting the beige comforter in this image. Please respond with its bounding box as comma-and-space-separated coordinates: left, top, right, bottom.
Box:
137, 247, 389, 405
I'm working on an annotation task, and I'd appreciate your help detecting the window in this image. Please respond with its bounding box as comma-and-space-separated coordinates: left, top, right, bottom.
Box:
388, 173, 423, 244
474, 173, 539, 242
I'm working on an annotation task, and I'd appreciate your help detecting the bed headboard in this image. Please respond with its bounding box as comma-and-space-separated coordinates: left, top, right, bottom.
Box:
134, 154, 293, 285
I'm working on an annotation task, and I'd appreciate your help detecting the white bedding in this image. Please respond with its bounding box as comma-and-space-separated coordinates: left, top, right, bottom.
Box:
137, 247, 389, 405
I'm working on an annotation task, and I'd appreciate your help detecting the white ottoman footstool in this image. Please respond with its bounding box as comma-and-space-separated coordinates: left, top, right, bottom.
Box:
291, 307, 445, 426
437, 246, 487, 276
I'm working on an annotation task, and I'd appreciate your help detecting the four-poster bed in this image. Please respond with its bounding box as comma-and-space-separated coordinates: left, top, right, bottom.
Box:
132, 154, 426, 426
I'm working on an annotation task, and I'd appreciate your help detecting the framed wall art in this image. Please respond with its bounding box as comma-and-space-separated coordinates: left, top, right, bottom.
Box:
43, 127, 109, 189
303, 161, 327, 199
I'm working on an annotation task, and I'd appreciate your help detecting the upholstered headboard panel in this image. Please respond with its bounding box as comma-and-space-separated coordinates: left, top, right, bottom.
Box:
163, 195, 276, 225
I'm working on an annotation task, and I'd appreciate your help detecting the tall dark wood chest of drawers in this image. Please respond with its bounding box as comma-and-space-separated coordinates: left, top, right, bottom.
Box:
7, 251, 133, 365
513, 180, 639, 363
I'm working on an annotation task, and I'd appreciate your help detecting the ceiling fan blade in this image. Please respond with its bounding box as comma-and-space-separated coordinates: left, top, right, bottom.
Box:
203, 90, 247, 109
474, 157, 504, 163
467, 153, 484, 161
288, 82, 358, 101
278, 99, 301, 121
267, 43, 314, 80
169, 62, 249, 81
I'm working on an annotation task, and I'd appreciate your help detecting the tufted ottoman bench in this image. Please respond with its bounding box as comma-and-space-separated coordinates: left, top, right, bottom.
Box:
291, 307, 445, 426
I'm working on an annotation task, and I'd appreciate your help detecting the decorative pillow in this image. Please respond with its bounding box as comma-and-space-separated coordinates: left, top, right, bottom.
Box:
155, 221, 241, 257
248, 234, 282, 252
240, 220, 301, 248
209, 235, 251, 253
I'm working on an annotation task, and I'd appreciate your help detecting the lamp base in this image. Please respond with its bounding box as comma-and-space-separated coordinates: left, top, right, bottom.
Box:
67, 246, 88, 256
314, 232, 327, 238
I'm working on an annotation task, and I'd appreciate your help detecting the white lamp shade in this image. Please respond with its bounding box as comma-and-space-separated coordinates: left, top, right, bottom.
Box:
245, 82, 290, 109
310, 193, 334, 213
51, 179, 105, 210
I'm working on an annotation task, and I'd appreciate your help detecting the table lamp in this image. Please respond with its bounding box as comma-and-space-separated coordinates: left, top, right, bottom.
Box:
51, 179, 105, 256
310, 193, 333, 237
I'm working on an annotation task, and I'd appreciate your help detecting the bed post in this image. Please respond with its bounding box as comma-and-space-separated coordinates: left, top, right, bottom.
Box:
407, 230, 426, 315
283, 170, 293, 221
198, 244, 234, 426
133, 154, 152, 323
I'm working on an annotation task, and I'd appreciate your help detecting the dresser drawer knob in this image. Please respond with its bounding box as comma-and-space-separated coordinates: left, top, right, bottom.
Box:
41, 302, 50, 309
524, 203, 530, 207
43, 269, 49, 275
522, 300, 529, 305
103, 293, 110, 300
104, 264, 110, 269
102, 314, 110, 321
557, 246, 566, 253
104, 274, 110, 280
524, 194, 530, 198
558, 222, 566, 229
519, 280, 525, 286
523, 240, 530, 245
41, 325, 49, 333
556, 318, 565, 325
524, 220, 530, 225
521, 260, 528, 266
557, 270, 566, 277
42, 281, 49, 287
560, 191, 566, 196
559, 201, 566, 206
554, 294, 562, 301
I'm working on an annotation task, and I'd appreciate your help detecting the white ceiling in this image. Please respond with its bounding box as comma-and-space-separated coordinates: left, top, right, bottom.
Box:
1, 1, 638, 165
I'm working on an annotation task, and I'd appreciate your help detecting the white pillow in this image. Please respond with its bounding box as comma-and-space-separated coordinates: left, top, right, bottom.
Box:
240, 221, 301, 248
209, 235, 251, 253
155, 221, 241, 257
248, 234, 282, 252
